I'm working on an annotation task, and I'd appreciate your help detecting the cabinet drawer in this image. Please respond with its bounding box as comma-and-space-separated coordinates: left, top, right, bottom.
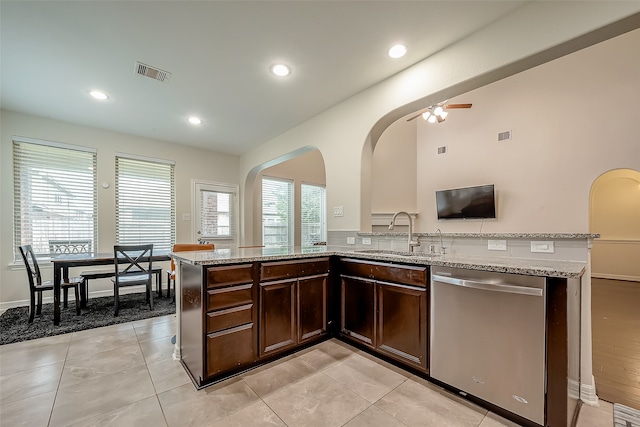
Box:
207, 303, 254, 333
207, 264, 254, 289
206, 283, 253, 311
206, 323, 255, 377
261, 257, 330, 281
340, 258, 427, 287
373, 264, 427, 287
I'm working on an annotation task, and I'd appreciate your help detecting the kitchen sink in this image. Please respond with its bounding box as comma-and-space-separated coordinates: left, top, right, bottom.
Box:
353, 249, 440, 258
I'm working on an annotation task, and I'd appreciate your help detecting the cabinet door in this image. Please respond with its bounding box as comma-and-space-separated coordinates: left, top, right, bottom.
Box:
377, 281, 427, 371
297, 274, 328, 344
260, 279, 296, 356
341, 275, 376, 348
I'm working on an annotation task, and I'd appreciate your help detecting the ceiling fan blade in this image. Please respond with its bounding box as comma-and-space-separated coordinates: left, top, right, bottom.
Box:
406, 112, 423, 122
443, 103, 472, 109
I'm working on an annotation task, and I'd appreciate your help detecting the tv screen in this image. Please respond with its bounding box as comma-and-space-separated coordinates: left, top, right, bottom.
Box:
436, 184, 496, 220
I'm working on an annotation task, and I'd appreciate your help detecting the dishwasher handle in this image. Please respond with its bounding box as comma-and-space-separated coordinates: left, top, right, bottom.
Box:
431, 274, 543, 297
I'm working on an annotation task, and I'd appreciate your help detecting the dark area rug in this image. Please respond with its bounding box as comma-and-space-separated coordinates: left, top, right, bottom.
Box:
0, 292, 176, 345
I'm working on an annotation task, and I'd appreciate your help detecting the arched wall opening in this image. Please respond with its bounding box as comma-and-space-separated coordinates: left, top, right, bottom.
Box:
242, 147, 326, 246
589, 168, 640, 281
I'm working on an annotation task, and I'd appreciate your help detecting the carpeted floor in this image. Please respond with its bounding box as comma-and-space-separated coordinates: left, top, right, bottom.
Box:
0, 292, 176, 345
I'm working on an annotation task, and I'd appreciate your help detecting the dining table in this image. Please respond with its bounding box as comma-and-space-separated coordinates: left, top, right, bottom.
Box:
51, 251, 170, 325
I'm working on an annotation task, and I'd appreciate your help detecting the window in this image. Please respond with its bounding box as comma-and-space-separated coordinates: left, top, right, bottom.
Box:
197, 182, 237, 241
13, 137, 97, 260
262, 177, 293, 247
116, 155, 175, 253
301, 183, 326, 246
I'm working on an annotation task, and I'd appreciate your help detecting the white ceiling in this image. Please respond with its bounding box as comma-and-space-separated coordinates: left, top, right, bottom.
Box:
0, 1, 528, 155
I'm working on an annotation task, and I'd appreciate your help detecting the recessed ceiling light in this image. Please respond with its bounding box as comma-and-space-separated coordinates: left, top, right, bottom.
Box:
271, 64, 291, 77
388, 44, 407, 59
188, 116, 202, 125
89, 90, 108, 100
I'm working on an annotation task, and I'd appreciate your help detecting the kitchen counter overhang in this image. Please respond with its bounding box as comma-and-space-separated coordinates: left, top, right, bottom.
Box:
171, 245, 586, 279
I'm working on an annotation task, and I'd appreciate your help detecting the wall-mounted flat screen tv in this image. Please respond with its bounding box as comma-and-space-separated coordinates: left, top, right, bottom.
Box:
436, 184, 496, 220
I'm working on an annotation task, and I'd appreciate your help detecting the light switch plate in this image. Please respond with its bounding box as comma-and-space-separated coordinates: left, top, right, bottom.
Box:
531, 241, 554, 253
333, 206, 344, 217
347, 237, 355, 245
488, 240, 507, 251
362, 237, 372, 245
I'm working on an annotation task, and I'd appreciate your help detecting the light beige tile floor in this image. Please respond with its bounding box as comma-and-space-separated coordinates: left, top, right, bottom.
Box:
0, 314, 617, 427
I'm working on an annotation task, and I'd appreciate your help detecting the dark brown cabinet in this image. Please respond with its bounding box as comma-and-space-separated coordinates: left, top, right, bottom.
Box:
260, 258, 329, 357
339, 258, 428, 371
377, 280, 427, 370
340, 275, 376, 347
260, 279, 296, 356
180, 262, 258, 386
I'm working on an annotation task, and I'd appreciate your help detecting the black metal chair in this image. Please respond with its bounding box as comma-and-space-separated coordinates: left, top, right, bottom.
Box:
112, 244, 154, 316
19, 244, 83, 323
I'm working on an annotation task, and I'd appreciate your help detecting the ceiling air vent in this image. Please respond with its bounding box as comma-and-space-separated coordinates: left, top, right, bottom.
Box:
498, 130, 512, 141
134, 61, 171, 83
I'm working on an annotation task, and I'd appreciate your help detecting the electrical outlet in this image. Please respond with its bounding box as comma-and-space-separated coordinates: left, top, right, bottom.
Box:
531, 241, 554, 253
488, 240, 506, 251
333, 206, 344, 217
362, 237, 372, 245
347, 237, 355, 245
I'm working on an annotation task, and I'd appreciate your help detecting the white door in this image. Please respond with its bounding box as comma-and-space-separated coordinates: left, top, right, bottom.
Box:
192, 180, 238, 249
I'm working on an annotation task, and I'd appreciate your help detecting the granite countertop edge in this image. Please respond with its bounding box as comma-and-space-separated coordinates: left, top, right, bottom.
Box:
172, 247, 586, 279
359, 232, 600, 239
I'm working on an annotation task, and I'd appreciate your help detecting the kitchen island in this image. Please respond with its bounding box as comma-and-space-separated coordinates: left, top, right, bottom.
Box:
173, 245, 585, 427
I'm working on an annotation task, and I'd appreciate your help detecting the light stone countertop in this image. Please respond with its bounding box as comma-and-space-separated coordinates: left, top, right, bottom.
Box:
171, 245, 586, 278
360, 232, 600, 239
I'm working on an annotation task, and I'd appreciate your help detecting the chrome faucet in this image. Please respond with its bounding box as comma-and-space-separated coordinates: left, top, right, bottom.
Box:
389, 211, 420, 252
435, 228, 446, 255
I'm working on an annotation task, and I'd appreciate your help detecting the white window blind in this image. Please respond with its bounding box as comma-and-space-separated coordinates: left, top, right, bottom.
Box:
262, 177, 293, 247
200, 187, 236, 239
115, 155, 175, 253
13, 137, 97, 260
301, 183, 326, 246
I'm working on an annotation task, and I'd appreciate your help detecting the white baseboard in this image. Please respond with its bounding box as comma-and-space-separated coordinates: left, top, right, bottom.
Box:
581, 376, 600, 406
0, 285, 149, 314
591, 273, 640, 282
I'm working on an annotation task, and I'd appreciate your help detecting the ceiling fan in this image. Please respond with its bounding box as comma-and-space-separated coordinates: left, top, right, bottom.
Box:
406, 101, 472, 123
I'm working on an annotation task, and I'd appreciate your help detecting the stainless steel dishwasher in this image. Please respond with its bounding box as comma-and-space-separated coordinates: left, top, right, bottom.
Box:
430, 266, 546, 425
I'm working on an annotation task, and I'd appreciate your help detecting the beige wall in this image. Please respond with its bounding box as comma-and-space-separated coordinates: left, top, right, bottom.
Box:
414, 28, 640, 233
0, 110, 240, 304
238, 3, 640, 241
590, 169, 640, 281
371, 119, 417, 214
253, 150, 326, 246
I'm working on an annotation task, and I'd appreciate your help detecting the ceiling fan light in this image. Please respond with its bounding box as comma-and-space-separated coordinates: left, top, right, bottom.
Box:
434, 106, 444, 116
439, 111, 448, 119
421, 111, 431, 120
428, 115, 437, 123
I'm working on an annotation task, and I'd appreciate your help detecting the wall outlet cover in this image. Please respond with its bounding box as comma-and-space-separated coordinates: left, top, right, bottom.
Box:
531, 241, 554, 253
362, 237, 372, 245
487, 239, 507, 251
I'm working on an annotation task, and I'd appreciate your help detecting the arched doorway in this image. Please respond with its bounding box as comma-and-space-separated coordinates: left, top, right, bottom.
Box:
589, 168, 640, 409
